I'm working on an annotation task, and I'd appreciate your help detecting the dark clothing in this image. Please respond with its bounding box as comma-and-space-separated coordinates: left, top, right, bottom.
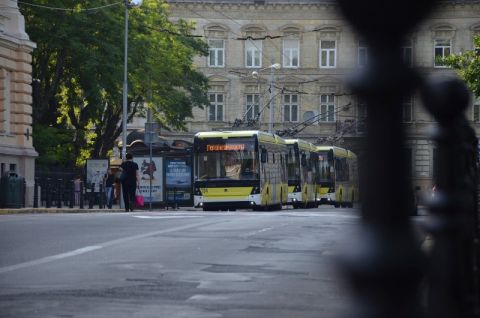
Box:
120, 161, 139, 185
105, 174, 115, 187
103, 173, 115, 209
120, 160, 138, 211
122, 182, 136, 211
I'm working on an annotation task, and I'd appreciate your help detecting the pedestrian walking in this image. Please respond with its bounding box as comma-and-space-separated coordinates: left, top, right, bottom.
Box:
119, 153, 140, 212
104, 168, 115, 209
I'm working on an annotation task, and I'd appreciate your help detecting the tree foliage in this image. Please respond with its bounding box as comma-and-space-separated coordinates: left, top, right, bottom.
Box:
21, 0, 210, 167
442, 36, 480, 98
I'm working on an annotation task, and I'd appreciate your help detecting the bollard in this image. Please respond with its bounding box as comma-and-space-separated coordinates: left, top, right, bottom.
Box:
57, 178, 62, 208
99, 183, 104, 209
174, 187, 178, 210
45, 178, 51, 208
69, 179, 74, 208
79, 181, 84, 209
33, 178, 39, 208
88, 183, 94, 209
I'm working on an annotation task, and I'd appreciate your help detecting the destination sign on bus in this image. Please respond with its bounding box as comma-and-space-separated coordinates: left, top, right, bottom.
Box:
206, 144, 245, 151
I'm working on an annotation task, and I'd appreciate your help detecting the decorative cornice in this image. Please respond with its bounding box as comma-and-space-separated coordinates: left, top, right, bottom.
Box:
0, 34, 36, 52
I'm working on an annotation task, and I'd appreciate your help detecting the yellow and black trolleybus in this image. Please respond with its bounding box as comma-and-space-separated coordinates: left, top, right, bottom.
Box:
285, 139, 319, 208
193, 130, 288, 211
316, 146, 359, 208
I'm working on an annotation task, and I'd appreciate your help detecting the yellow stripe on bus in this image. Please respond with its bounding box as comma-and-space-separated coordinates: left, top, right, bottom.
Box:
201, 187, 253, 198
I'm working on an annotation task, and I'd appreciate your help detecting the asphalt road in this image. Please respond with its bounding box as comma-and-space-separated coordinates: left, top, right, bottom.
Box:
0, 207, 423, 318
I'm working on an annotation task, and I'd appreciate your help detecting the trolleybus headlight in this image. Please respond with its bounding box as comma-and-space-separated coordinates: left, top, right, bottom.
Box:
194, 187, 202, 195
251, 186, 260, 195
199, 202, 203, 207
250, 201, 255, 205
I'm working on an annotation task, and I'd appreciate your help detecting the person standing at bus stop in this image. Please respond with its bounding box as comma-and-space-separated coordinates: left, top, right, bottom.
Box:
119, 153, 140, 212
104, 168, 115, 209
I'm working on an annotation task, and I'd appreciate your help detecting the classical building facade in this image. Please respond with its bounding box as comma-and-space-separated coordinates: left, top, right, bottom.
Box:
165, 0, 480, 196
0, 0, 37, 205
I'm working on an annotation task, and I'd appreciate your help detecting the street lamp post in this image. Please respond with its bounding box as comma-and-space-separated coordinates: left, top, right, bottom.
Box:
121, 0, 142, 159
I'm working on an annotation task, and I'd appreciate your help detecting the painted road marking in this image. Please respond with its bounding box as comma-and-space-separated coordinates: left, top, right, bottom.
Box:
0, 220, 221, 274
132, 215, 205, 219
0, 246, 102, 274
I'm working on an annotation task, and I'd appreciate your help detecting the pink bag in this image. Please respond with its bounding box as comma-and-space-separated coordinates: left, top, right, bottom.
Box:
135, 188, 144, 207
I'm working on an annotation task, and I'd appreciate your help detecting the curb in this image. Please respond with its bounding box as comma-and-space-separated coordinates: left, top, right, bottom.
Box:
0, 207, 200, 215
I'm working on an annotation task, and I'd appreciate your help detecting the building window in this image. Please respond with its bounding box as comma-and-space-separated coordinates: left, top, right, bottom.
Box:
358, 40, 369, 67
283, 94, 298, 122
320, 40, 336, 68
402, 40, 413, 67
208, 93, 224, 121
245, 94, 260, 120
245, 39, 262, 68
319, 94, 335, 122
208, 39, 225, 67
402, 96, 413, 122
283, 39, 299, 68
434, 39, 451, 67
357, 101, 368, 132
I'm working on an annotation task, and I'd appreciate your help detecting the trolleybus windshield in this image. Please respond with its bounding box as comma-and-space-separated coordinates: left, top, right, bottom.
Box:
317, 151, 334, 183
286, 145, 300, 182
195, 139, 258, 181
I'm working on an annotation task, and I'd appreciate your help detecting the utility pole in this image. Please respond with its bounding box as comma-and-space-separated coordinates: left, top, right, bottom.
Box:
268, 63, 275, 133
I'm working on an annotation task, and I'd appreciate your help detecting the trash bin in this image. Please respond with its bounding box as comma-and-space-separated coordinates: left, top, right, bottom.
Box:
0, 171, 25, 208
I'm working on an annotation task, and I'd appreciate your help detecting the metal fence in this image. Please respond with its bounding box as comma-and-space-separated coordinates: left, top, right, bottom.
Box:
337, 0, 480, 317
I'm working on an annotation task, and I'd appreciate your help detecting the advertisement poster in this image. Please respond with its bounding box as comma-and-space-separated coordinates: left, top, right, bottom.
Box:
86, 159, 109, 192
165, 158, 192, 203
134, 157, 163, 203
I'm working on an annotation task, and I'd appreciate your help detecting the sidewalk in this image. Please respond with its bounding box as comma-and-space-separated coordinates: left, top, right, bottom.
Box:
0, 206, 200, 215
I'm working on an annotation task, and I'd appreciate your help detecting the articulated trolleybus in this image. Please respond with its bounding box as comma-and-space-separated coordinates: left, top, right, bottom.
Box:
316, 146, 358, 208
193, 130, 288, 211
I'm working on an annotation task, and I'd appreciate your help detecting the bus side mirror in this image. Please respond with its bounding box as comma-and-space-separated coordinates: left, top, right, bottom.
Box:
261, 149, 267, 163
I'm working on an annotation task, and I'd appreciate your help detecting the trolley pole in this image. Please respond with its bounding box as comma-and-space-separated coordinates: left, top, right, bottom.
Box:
268, 63, 275, 133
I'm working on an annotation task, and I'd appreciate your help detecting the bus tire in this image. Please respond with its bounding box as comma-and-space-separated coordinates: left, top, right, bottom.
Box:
334, 202, 340, 208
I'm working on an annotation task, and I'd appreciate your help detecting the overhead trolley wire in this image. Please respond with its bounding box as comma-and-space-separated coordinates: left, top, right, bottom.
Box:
17, 1, 123, 12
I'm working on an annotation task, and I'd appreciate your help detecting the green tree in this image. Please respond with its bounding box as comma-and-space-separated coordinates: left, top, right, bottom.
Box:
21, 0, 209, 167
442, 36, 480, 97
